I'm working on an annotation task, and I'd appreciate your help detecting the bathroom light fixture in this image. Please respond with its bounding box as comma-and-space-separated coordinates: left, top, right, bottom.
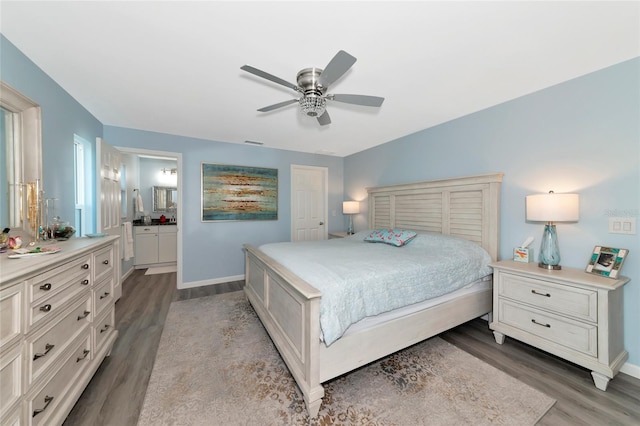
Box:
343, 201, 360, 235
526, 191, 579, 270
161, 168, 177, 175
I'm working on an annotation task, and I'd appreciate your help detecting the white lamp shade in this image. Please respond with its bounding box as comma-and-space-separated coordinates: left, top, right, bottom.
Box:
526, 193, 579, 222
342, 201, 360, 215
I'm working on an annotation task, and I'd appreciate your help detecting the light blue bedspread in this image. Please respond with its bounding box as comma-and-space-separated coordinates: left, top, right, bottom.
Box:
259, 231, 492, 346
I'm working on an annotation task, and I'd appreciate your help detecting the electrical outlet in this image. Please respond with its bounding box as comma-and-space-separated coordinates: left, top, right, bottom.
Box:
608, 217, 636, 235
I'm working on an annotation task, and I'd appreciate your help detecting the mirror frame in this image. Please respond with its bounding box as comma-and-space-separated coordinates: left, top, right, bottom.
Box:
152, 186, 177, 213
1, 81, 43, 234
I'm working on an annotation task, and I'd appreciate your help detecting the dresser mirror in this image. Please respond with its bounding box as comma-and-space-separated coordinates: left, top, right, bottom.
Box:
152, 186, 177, 212
0, 81, 43, 236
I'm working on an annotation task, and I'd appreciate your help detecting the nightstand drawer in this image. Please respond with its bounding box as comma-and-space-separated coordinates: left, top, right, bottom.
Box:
498, 299, 597, 357
498, 273, 597, 322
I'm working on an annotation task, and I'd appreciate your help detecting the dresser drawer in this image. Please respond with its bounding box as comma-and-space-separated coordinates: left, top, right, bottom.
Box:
498, 299, 597, 357
30, 254, 91, 305
134, 225, 158, 235
498, 272, 597, 322
93, 245, 114, 285
0, 283, 23, 350
0, 343, 22, 420
93, 277, 114, 318
94, 307, 116, 356
27, 333, 91, 426
28, 278, 90, 332
0, 405, 21, 426
26, 295, 92, 388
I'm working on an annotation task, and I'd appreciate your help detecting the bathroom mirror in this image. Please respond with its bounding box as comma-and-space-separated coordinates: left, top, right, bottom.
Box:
1, 81, 43, 235
153, 186, 177, 212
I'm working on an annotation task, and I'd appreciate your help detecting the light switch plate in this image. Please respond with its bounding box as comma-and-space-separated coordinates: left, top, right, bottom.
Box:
608, 217, 636, 235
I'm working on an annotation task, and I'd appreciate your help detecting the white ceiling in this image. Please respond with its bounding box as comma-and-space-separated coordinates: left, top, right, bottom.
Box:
1, 1, 638, 157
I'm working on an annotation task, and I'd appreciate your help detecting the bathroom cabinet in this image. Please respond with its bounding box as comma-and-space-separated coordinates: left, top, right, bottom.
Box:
134, 225, 177, 267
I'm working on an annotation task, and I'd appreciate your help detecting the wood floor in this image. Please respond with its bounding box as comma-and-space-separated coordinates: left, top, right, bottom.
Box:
64, 270, 640, 425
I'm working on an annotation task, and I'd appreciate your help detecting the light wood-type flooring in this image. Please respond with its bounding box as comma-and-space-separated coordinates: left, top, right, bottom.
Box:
64, 269, 640, 425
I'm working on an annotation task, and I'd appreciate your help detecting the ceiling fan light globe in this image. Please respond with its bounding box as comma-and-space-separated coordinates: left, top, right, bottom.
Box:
299, 96, 326, 118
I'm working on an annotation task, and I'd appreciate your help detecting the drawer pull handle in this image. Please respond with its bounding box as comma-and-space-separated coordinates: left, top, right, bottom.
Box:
100, 292, 111, 300
77, 310, 91, 320
82, 263, 90, 270
103, 259, 109, 265
531, 289, 551, 297
39, 304, 52, 312
33, 343, 55, 360
40, 283, 52, 291
33, 395, 54, 417
100, 324, 111, 333
81, 279, 90, 285
76, 349, 90, 362
531, 319, 551, 328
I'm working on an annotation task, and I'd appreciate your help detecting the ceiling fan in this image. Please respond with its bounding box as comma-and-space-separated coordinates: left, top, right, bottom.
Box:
240, 50, 384, 126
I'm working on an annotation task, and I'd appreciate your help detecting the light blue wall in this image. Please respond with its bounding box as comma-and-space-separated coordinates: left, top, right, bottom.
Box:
345, 58, 640, 367
1, 35, 102, 229
104, 126, 344, 284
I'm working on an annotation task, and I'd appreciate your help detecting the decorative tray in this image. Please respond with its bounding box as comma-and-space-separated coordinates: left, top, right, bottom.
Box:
8, 247, 62, 258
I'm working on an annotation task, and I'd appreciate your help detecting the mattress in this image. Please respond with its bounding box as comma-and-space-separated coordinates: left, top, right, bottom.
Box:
339, 276, 492, 339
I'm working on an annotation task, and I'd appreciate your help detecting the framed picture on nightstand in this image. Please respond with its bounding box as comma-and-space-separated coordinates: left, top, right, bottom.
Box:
585, 246, 628, 278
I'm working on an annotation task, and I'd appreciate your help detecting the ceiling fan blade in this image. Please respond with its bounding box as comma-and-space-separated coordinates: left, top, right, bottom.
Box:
257, 99, 299, 112
317, 110, 331, 126
330, 94, 385, 107
241, 65, 299, 92
318, 50, 356, 89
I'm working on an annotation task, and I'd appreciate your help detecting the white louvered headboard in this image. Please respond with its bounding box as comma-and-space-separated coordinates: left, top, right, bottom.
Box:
367, 173, 503, 261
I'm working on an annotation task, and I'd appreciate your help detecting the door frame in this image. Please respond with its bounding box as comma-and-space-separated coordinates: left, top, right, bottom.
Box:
117, 146, 183, 289
290, 164, 328, 242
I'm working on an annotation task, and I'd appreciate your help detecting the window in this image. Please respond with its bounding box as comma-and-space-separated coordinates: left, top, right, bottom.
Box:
74, 135, 92, 235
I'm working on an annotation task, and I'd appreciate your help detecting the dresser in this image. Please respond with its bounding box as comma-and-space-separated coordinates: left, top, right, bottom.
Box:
328, 232, 349, 239
0, 236, 119, 426
489, 260, 629, 391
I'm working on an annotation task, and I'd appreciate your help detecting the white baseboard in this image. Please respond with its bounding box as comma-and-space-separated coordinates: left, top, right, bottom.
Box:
121, 266, 135, 282
178, 274, 244, 290
620, 361, 640, 380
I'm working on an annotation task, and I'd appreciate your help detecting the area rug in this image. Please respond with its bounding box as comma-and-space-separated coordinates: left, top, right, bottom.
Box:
138, 291, 555, 426
144, 265, 177, 275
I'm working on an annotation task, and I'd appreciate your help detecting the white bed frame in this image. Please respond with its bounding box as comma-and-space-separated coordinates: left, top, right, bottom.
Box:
244, 173, 503, 417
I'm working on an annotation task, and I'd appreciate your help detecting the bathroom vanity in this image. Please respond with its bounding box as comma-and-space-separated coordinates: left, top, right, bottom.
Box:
133, 223, 177, 268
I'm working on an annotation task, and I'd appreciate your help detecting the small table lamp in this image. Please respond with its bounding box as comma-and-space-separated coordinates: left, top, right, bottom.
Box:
343, 201, 360, 235
526, 191, 579, 270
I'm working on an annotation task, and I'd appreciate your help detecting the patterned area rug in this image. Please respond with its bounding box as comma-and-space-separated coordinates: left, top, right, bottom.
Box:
138, 291, 555, 426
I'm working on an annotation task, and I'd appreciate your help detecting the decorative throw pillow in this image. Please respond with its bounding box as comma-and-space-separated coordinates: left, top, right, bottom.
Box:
364, 229, 418, 247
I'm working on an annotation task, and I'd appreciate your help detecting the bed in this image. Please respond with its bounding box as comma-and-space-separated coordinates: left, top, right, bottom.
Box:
243, 173, 503, 417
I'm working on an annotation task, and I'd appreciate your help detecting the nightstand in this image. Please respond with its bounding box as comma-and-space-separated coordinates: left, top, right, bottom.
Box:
328, 232, 349, 239
489, 260, 629, 391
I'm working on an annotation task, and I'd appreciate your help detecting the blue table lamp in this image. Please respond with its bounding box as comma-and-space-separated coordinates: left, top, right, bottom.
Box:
343, 201, 360, 235
526, 191, 579, 270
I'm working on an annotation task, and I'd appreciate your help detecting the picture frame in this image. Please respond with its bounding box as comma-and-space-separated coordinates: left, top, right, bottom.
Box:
585, 246, 628, 279
201, 163, 278, 222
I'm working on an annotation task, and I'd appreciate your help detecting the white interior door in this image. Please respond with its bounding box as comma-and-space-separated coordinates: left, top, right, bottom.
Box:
96, 137, 122, 299
291, 165, 327, 242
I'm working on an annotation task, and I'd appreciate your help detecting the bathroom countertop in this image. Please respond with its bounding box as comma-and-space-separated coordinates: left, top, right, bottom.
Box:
132, 220, 176, 226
